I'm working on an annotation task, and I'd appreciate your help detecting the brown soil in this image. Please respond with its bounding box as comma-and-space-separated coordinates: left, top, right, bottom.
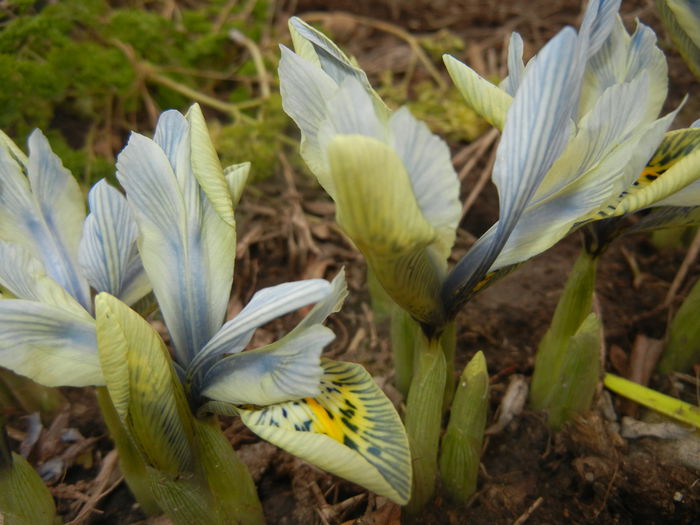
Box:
5, 1, 700, 524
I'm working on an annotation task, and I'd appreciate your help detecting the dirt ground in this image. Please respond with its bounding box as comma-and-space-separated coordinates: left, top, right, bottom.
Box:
5, 0, 700, 523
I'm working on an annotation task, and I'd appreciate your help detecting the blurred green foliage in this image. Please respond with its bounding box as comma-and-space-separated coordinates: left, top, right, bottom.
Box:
0, 0, 281, 185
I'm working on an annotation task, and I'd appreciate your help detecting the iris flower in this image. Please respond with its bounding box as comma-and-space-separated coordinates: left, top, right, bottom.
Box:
443, 0, 700, 314
0, 106, 411, 505
0, 128, 150, 386
108, 105, 412, 505
281, 0, 700, 328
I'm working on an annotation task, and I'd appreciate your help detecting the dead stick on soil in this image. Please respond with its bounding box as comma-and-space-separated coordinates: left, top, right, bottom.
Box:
512, 496, 544, 525
67, 449, 121, 525
462, 135, 498, 219
662, 228, 700, 309
302, 12, 447, 89
455, 128, 499, 181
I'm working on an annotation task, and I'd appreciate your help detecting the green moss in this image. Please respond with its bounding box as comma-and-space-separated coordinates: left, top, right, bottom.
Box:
408, 82, 488, 142
216, 94, 288, 182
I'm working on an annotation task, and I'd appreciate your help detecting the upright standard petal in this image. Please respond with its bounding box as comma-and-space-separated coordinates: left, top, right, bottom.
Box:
0, 300, 99, 387
443, 28, 582, 315
657, 0, 700, 79
0, 131, 90, 309
78, 180, 150, 306
237, 359, 412, 504
500, 32, 525, 96
116, 115, 236, 365
288, 17, 386, 108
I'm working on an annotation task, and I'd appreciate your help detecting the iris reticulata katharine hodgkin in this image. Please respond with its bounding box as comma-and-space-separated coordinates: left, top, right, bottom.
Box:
0, 103, 412, 513
280, 0, 700, 328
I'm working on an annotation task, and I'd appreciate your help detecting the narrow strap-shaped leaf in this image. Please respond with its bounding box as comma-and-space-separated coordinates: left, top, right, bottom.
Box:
443, 55, 512, 131
95, 293, 195, 474
78, 180, 150, 306
0, 299, 99, 387
237, 359, 411, 504
0, 132, 90, 310
328, 134, 445, 325
117, 122, 236, 365
0, 451, 57, 525
200, 324, 333, 406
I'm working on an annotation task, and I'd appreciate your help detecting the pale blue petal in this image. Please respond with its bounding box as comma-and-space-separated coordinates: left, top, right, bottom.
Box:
388, 108, 461, 261
0, 240, 90, 318
581, 0, 622, 58
0, 132, 90, 309
289, 17, 373, 90
193, 279, 332, 368
200, 324, 333, 406
443, 28, 582, 313
500, 32, 524, 95
279, 45, 340, 190
116, 127, 234, 365
78, 180, 151, 306
0, 300, 100, 387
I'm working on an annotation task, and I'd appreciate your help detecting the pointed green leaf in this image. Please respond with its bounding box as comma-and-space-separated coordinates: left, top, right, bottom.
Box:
404, 336, 445, 513
531, 251, 598, 411
658, 275, 700, 374
0, 452, 56, 525
238, 359, 411, 504
95, 293, 195, 474
0, 300, 99, 387
440, 351, 489, 503
192, 418, 265, 525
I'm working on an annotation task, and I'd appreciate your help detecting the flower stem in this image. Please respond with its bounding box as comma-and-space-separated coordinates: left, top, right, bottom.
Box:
404, 333, 446, 514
